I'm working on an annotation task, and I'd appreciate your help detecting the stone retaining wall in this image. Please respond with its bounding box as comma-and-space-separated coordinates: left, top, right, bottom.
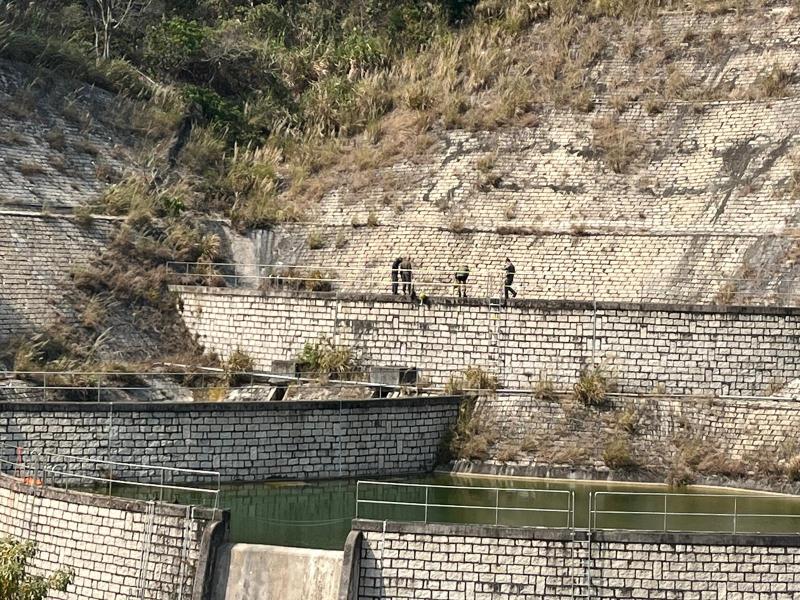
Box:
173, 287, 800, 395
0, 212, 116, 337
0, 397, 460, 482
476, 392, 800, 472
0, 474, 223, 600
353, 520, 800, 599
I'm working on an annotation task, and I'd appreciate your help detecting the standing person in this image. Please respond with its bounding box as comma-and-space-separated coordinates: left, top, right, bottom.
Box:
504, 257, 517, 301
391, 257, 402, 295
455, 265, 470, 297
400, 256, 413, 296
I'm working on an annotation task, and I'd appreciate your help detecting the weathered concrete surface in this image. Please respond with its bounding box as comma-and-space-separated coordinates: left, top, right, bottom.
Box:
212, 543, 343, 600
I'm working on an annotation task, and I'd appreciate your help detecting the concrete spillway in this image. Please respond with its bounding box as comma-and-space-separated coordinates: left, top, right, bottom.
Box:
211, 543, 343, 600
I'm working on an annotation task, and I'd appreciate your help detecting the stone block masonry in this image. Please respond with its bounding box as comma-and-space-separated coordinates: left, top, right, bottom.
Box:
353, 520, 800, 599
478, 392, 800, 470
0, 212, 116, 338
173, 287, 800, 395
0, 473, 224, 600
0, 397, 460, 482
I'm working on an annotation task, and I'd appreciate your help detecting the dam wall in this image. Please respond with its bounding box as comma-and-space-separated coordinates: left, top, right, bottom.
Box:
0, 396, 460, 482
0, 473, 223, 600
173, 287, 800, 395
352, 520, 800, 599
211, 544, 342, 600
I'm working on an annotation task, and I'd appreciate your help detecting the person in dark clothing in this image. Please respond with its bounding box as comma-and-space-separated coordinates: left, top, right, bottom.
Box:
400, 257, 413, 296
391, 257, 402, 294
504, 257, 517, 301
455, 265, 470, 297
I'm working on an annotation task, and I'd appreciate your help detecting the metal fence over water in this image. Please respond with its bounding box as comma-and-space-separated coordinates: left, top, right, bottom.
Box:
0, 443, 220, 508
356, 481, 800, 535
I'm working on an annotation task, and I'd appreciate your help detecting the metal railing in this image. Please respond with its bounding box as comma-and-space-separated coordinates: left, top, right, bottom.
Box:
590, 491, 800, 535
0, 366, 413, 399
355, 481, 574, 529
0, 443, 221, 509
167, 261, 800, 307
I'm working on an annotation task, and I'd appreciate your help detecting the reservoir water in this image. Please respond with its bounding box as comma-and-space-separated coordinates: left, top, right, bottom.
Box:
149, 473, 800, 550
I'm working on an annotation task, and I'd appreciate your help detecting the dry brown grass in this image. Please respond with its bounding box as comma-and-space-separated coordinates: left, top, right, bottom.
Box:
591, 116, 645, 174
18, 161, 46, 177
0, 130, 27, 145
740, 64, 793, 100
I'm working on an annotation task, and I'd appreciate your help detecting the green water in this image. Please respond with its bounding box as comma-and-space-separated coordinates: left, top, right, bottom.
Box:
148, 473, 800, 550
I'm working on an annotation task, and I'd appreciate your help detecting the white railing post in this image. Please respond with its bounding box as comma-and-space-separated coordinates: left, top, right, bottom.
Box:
424, 486, 429, 523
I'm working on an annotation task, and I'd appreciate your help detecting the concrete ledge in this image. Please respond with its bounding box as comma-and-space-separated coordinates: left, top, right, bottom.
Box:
0, 473, 223, 521
169, 285, 800, 317
352, 519, 800, 547
0, 395, 462, 413
338, 530, 363, 600
193, 514, 231, 600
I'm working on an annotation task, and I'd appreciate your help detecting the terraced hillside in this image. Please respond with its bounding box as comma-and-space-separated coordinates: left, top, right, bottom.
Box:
267, 5, 800, 303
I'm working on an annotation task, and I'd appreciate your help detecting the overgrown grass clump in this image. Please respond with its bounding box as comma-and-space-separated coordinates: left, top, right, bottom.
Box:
573, 366, 612, 407
297, 336, 359, 380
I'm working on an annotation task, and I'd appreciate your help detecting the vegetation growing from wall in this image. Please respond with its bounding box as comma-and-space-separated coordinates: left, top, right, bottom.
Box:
297, 336, 359, 380
0, 537, 72, 600
3, 0, 789, 230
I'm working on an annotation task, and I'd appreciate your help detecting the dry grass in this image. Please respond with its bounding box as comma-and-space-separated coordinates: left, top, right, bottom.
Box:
45, 128, 66, 150
17, 161, 46, 177
591, 116, 645, 174
0, 130, 27, 145
740, 64, 793, 100
603, 436, 637, 470
533, 372, 558, 401
574, 365, 612, 408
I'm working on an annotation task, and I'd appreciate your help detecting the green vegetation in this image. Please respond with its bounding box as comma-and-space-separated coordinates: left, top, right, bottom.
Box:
441, 393, 500, 462
224, 348, 255, 386
602, 435, 637, 470
0, 537, 72, 600
573, 365, 611, 408
445, 366, 499, 395
297, 336, 359, 380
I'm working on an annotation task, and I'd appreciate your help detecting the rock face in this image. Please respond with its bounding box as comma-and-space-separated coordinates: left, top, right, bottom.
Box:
0, 59, 138, 211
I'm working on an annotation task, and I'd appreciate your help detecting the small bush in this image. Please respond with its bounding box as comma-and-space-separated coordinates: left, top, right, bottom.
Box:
573, 366, 610, 408
297, 337, 358, 380
224, 348, 254, 386
73, 139, 100, 156
18, 161, 46, 177
307, 231, 325, 250
45, 128, 66, 150
615, 406, 640, 434
591, 117, 644, 174
442, 394, 500, 462
72, 205, 94, 228
785, 455, 800, 481
602, 436, 636, 470
533, 373, 557, 401
743, 64, 792, 100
